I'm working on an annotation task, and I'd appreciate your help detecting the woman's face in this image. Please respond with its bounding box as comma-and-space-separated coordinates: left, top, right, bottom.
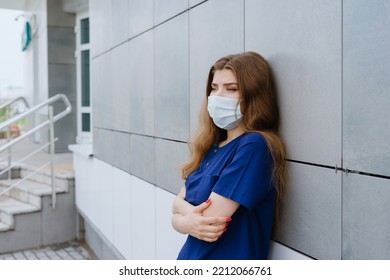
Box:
210, 69, 240, 99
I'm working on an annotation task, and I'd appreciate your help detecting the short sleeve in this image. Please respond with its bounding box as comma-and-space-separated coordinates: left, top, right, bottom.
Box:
212, 134, 273, 211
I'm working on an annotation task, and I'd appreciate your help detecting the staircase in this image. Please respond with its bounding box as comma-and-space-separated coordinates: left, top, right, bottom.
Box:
0, 94, 76, 254
0, 158, 78, 254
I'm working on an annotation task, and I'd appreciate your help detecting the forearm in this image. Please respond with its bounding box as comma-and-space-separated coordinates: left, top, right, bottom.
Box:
171, 198, 229, 242
171, 188, 195, 235
171, 213, 190, 234
172, 191, 195, 215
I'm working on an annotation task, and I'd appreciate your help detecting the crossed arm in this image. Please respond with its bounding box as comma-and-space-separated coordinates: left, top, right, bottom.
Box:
171, 187, 240, 242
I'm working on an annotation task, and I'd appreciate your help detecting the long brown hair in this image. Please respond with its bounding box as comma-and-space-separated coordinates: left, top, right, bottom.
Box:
182, 51, 287, 232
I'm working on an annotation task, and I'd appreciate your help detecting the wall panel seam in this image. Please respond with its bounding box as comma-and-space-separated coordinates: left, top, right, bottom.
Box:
92, 2, 208, 60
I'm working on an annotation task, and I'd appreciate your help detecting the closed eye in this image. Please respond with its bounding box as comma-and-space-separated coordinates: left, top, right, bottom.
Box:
227, 88, 238, 92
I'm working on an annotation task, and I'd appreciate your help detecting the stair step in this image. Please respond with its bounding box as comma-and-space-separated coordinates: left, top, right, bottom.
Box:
0, 149, 77, 253
0, 196, 39, 214
20, 169, 72, 192
0, 179, 66, 196
0, 163, 22, 180
0, 221, 10, 232
0, 196, 39, 228
21, 163, 74, 179
0, 179, 66, 208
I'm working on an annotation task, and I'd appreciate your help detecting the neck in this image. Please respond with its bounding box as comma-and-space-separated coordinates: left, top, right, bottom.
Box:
220, 126, 245, 147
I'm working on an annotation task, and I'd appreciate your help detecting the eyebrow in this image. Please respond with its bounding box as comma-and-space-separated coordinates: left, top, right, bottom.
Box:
211, 82, 238, 86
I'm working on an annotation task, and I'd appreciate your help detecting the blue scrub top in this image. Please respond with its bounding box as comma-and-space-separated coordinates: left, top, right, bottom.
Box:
177, 132, 276, 260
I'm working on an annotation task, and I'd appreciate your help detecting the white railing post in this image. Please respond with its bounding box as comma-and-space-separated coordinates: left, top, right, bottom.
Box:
6, 106, 11, 181
49, 105, 56, 209
0, 94, 71, 206
0, 97, 30, 181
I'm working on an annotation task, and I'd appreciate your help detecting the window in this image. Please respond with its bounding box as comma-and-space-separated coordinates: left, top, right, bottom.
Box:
75, 12, 91, 143
82, 113, 91, 132
81, 50, 90, 107
80, 18, 89, 44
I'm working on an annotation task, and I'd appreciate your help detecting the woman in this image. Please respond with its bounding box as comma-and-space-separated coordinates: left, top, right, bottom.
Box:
172, 51, 286, 260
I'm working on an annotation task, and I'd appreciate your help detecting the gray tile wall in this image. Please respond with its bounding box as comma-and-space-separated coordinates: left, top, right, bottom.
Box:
91, 0, 191, 194
277, 163, 342, 260
128, 31, 155, 136
128, 0, 154, 38
111, 0, 129, 46
155, 139, 188, 193
154, 13, 189, 141
341, 0, 390, 260
90, 0, 390, 259
245, 0, 342, 166
47, 7, 77, 152
189, 0, 244, 132
154, 0, 188, 25
92, 53, 114, 130
112, 42, 131, 133
343, 173, 390, 259
130, 135, 155, 184
343, 0, 390, 177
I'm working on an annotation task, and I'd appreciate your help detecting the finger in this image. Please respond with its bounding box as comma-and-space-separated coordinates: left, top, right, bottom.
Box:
197, 232, 219, 242
193, 198, 212, 213
199, 224, 227, 238
199, 227, 228, 242
200, 223, 228, 239
199, 236, 218, 243
202, 216, 230, 225
208, 221, 229, 227
203, 237, 219, 243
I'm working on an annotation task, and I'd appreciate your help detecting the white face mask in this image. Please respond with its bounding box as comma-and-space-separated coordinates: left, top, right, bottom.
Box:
207, 96, 243, 130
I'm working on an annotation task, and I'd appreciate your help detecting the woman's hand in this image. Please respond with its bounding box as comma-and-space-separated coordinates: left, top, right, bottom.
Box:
172, 188, 230, 242
185, 199, 230, 242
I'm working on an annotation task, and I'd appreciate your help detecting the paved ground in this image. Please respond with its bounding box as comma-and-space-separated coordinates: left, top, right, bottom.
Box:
0, 240, 96, 260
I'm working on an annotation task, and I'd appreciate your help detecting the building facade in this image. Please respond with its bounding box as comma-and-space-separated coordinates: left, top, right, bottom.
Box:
4, 0, 390, 259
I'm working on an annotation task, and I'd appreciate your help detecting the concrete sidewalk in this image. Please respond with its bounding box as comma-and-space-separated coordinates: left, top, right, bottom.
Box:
0, 240, 96, 260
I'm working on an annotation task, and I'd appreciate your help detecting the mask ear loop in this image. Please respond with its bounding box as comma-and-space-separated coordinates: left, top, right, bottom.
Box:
234, 99, 243, 121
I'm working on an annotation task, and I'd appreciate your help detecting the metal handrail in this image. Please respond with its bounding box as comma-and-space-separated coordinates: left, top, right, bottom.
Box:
0, 96, 30, 112
0, 141, 57, 196
0, 93, 71, 152
0, 96, 30, 180
0, 139, 57, 179
0, 93, 71, 209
